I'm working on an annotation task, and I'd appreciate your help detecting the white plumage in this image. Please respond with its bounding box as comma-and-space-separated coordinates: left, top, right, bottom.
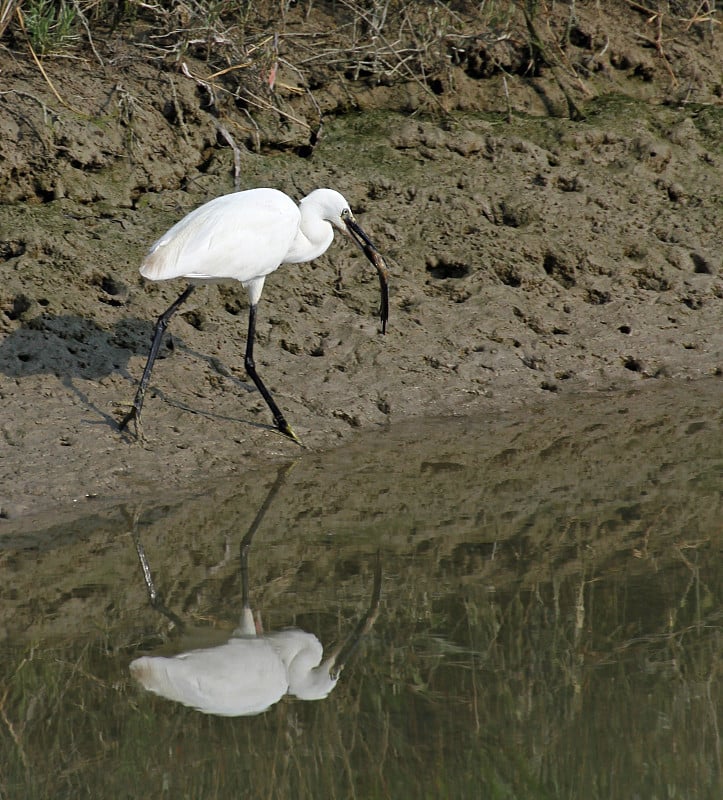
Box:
140, 188, 342, 296
130, 628, 339, 717
120, 187, 389, 443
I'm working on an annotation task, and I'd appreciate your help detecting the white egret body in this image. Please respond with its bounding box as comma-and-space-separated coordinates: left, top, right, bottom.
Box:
130, 612, 342, 716
142, 189, 344, 303
120, 187, 389, 443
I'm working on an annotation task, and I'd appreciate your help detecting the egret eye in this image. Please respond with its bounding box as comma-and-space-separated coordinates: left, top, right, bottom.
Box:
341, 208, 352, 220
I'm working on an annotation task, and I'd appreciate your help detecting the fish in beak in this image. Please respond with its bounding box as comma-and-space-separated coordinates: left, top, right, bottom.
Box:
342, 211, 390, 334
327, 552, 383, 681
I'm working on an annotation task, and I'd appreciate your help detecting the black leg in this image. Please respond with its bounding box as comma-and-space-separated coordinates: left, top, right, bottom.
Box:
119, 284, 196, 435
244, 303, 301, 444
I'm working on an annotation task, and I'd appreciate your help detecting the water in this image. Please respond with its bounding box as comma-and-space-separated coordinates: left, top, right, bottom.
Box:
0, 381, 721, 798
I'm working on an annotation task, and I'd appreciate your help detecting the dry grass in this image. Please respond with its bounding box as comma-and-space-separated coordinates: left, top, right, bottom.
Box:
1, 1, 719, 127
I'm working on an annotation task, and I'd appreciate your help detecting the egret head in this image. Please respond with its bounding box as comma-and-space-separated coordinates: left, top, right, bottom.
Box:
291, 659, 342, 701
288, 633, 365, 701
299, 188, 350, 231
301, 188, 379, 250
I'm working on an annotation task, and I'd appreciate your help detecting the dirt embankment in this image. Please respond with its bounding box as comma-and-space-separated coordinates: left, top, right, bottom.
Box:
0, 1, 721, 521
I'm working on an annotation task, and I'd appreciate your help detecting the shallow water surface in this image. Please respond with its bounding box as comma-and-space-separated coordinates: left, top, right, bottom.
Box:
0, 382, 721, 799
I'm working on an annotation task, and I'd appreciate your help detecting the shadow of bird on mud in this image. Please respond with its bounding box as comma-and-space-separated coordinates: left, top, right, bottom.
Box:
0, 312, 251, 430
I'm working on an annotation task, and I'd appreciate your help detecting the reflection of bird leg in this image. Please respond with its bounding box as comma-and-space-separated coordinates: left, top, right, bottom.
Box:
254, 610, 264, 635
128, 508, 186, 633
329, 551, 383, 679
237, 461, 296, 634
237, 526, 255, 635
240, 461, 296, 554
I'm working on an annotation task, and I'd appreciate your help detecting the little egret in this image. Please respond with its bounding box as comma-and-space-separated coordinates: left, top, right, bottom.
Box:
119, 187, 390, 443
129, 466, 382, 717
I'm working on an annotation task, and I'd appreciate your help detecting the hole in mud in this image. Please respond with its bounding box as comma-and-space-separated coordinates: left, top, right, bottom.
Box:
0, 241, 26, 260
569, 26, 593, 49
99, 275, 125, 295
196, 151, 216, 174
181, 310, 206, 330
682, 296, 703, 310
6, 294, 33, 321
498, 200, 533, 228
217, 286, 246, 316
425, 258, 470, 280
690, 253, 713, 274
633, 62, 655, 82
634, 268, 670, 292
610, 51, 634, 70
543, 253, 576, 289
162, 100, 178, 124
494, 264, 522, 287
88, 273, 128, 304
585, 288, 611, 305
623, 356, 644, 372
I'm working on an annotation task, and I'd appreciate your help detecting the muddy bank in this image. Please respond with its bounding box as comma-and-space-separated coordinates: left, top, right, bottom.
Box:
0, 2, 721, 522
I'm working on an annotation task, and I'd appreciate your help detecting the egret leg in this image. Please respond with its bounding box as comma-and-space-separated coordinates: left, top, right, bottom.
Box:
119, 284, 196, 435
244, 303, 301, 445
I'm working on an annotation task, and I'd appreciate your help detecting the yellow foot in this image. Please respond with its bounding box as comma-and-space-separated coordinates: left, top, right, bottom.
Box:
117, 405, 144, 441
276, 418, 303, 447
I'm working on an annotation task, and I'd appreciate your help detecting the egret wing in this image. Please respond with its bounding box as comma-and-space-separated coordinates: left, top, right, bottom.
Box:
140, 189, 300, 284
130, 637, 289, 716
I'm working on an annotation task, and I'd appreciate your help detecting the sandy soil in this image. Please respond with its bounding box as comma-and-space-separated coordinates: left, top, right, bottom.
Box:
0, 1, 721, 525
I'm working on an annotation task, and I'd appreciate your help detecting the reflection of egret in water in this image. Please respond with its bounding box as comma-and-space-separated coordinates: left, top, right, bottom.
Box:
129, 467, 382, 716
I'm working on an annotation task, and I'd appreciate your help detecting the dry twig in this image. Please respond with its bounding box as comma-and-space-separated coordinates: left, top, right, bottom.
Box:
214, 120, 243, 191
